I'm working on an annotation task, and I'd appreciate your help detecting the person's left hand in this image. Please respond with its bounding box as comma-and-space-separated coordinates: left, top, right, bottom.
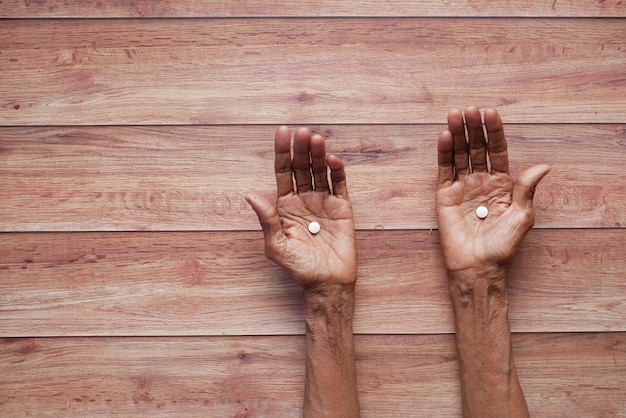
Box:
246, 126, 356, 289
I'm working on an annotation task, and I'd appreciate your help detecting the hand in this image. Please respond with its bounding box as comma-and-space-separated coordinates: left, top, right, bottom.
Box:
248, 127, 360, 417
246, 126, 357, 289
436, 107, 550, 273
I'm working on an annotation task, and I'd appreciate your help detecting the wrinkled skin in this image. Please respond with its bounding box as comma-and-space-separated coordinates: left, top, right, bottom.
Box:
246, 126, 357, 288
436, 107, 550, 272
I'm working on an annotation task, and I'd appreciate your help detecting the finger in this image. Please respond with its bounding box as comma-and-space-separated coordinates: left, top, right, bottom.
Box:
327, 154, 349, 199
512, 164, 551, 210
292, 127, 313, 193
465, 106, 488, 173
484, 108, 510, 174
245, 193, 283, 242
448, 109, 470, 176
310, 133, 330, 192
437, 129, 455, 187
274, 126, 294, 197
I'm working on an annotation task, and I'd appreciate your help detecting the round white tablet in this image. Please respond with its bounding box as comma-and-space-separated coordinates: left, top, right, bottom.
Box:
308, 221, 321, 234
475, 205, 489, 219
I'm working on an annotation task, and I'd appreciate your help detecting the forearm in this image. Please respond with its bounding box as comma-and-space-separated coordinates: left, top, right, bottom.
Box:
448, 265, 528, 418
302, 284, 360, 418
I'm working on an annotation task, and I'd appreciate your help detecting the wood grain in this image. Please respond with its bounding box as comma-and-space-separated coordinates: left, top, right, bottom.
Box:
1, 229, 624, 337
2, 0, 625, 18
1, 5, 624, 416
1, 124, 624, 232
2, 19, 625, 125
1, 333, 624, 417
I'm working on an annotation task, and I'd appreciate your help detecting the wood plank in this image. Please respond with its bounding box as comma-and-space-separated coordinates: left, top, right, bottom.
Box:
1, 230, 624, 337
1, 333, 624, 416
1, 124, 624, 232
2, 0, 624, 18
2, 19, 625, 125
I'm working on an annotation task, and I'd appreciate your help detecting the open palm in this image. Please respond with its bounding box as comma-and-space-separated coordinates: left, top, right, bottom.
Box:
246, 126, 357, 287
271, 191, 355, 285
436, 107, 549, 272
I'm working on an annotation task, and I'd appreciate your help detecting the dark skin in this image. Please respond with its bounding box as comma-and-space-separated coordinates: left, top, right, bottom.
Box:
437, 107, 550, 417
246, 126, 356, 287
437, 107, 550, 272
246, 126, 359, 418
246, 107, 547, 417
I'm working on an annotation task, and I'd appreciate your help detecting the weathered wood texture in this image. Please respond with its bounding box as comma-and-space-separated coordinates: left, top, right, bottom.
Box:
1, 4, 625, 416
2, 0, 625, 17
1, 124, 624, 231
1, 333, 624, 417
1, 230, 624, 336
2, 19, 626, 125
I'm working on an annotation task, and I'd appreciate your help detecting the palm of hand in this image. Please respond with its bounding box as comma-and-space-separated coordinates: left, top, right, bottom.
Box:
248, 126, 358, 289
437, 172, 531, 272
435, 107, 549, 273
273, 192, 356, 287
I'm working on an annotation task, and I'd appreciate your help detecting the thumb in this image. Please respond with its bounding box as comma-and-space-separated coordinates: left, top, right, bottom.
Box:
245, 193, 282, 240
512, 164, 550, 210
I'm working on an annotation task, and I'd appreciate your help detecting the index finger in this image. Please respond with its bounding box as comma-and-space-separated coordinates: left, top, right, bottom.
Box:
484, 108, 510, 174
327, 154, 349, 199
274, 126, 294, 197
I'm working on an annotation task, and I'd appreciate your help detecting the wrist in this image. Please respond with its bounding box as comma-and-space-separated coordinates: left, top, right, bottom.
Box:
447, 264, 508, 306
447, 263, 507, 286
301, 283, 360, 418
303, 282, 356, 324
446, 265, 526, 416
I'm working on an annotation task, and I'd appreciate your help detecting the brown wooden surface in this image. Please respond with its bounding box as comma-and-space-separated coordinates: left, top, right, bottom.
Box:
1, 124, 624, 231
1, 333, 624, 417
1, 230, 624, 336
2, 0, 625, 17
1, 3, 625, 416
2, 19, 626, 125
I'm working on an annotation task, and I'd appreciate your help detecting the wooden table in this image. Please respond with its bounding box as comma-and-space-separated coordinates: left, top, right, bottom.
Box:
1, 1, 625, 416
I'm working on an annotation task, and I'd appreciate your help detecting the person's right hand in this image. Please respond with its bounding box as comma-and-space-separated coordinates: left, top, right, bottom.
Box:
246, 126, 356, 290
436, 107, 550, 273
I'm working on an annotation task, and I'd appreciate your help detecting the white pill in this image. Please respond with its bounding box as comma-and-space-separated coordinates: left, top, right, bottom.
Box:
308, 221, 321, 234
476, 205, 489, 219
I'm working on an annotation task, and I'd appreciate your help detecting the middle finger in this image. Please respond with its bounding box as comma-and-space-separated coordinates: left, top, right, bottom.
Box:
292, 128, 313, 193
465, 106, 488, 173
